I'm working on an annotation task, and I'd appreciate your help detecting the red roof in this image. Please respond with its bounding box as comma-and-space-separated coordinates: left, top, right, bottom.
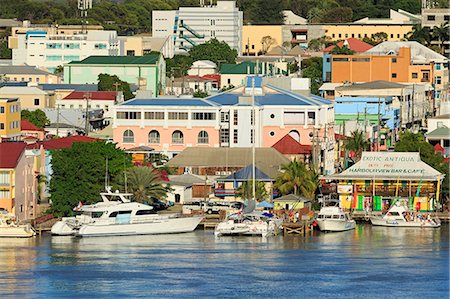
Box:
202, 74, 220, 82
62, 91, 117, 101
272, 134, 312, 155
21, 120, 45, 132
435, 143, 444, 154
322, 38, 373, 53
0, 142, 26, 168
26, 136, 97, 150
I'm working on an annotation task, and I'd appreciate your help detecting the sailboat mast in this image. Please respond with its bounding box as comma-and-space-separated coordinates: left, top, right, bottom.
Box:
252, 77, 256, 201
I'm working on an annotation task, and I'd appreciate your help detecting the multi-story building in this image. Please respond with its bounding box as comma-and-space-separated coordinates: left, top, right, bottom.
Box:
0, 97, 21, 141
10, 21, 103, 38
0, 86, 49, 109
119, 36, 174, 58
10, 30, 119, 73
64, 54, 166, 97
113, 77, 336, 174
421, 5, 450, 57
152, 0, 243, 54
0, 65, 61, 84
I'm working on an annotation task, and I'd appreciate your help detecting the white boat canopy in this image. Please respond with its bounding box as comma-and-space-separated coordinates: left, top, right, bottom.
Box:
325, 152, 444, 181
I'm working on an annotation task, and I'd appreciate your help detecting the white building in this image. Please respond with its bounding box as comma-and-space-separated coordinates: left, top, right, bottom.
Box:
152, 0, 243, 54
11, 30, 119, 73
187, 60, 217, 76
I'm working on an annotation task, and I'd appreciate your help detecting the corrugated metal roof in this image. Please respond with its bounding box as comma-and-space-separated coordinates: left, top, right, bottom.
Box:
120, 98, 218, 107
0, 86, 47, 95
426, 127, 450, 139
63, 91, 116, 101
0, 65, 52, 75
68, 54, 160, 65
336, 80, 407, 91
39, 84, 98, 91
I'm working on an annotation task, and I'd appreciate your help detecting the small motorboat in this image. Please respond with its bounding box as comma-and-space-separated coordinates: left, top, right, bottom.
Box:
370, 200, 440, 228
0, 212, 35, 238
214, 211, 282, 237
316, 206, 356, 232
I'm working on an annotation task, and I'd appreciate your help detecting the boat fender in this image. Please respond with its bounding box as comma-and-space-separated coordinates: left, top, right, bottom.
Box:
364, 216, 369, 221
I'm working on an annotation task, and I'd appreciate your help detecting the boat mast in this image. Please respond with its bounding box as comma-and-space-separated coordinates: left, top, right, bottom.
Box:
252, 77, 256, 201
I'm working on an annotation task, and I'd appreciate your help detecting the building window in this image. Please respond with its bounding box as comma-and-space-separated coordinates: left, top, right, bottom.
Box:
445, 15, 450, 22
427, 15, 435, 21
391, 73, 397, 78
0, 123, 4, 130
436, 76, 442, 84
250, 129, 254, 144
117, 111, 141, 119
307, 112, 316, 125
148, 130, 160, 143
422, 72, 430, 81
220, 128, 229, 143
198, 131, 209, 144
283, 112, 305, 125
227, 78, 231, 84
172, 130, 184, 144
270, 113, 275, 119
390, 34, 393, 39
233, 110, 238, 125
436, 63, 441, 70
270, 131, 275, 136
338, 34, 341, 38
123, 130, 134, 143
192, 112, 215, 120
412, 73, 418, 79
351, 34, 354, 38
250, 110, 254, 125
220, 111, 229, 122
168, 112, 188, 120
144, 112, 164, 120
233, 129, 238, 143
0, 107, 3, 113
289, 130, 300, 142
34, 98, 40, 106
126, 50, 136, 56
392, 58, 397, 63
332, 34, 335, 38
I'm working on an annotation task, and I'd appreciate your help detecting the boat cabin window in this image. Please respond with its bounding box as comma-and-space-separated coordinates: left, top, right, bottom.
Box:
325, 215, 332, 219
136, 209, 157, 215
109, 212, 118, 218
332, 215, 340, 219
317, 215, 323, 219
118, 210, 132, 215
388, 212, 400, 216
91, 212, 104, 218
340, 215, 345, 219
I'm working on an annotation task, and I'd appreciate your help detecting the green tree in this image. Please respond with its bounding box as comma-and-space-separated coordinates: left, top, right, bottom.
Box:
189, 38, 237, 65
50, 141, 132, 216
322, 7, 353, 23
432, 22, 450, 55
120, 166, 168, 203
236, 181, 268, 201
308, 36, 331, 51
97, 73, 134, 100
165, 54, 193, 77
0, 40, 11, 59
275, 159, 318, 199
54, 65, 63, 75
395, 131, 449, 197
407, 24, 431, 46
362, 32, 388, 46
344, 130, 370, 162
248, 0, 284, 25
301, 57, 323, 95
193, 90, 209, 98
330, 44, 356, 55
21, 109, 50, 128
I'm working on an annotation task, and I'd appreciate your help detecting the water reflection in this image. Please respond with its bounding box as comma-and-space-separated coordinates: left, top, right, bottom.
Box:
0, 225, 448, 298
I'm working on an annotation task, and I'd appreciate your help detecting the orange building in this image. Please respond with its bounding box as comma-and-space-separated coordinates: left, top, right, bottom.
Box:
326, 47, 434, 85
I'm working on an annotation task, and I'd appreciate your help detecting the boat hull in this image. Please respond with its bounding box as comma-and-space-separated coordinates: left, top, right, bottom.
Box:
51, 221, 78, 236
214, 220, 282, 237
370, 217, 441, 228
0, 225, 35, 238
316, 219, 356, 232
77, 216, 203, 237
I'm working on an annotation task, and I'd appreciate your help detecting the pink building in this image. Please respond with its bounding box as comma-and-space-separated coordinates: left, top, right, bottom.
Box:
113, 76, 336, 174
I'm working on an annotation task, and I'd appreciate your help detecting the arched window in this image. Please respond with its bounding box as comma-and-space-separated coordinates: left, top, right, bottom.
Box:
289, 130, 300, 142
148, 130, 160, 144
198, 131, 209, 144
123, 129, 134, 143
172, 130, 184, 144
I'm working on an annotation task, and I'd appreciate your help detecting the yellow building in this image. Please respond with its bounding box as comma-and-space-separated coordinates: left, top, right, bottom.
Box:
323, 24, 413, 42
0, 98, 21, 141
0, 87, 49, 109
242, 25, 283, 56
0, 65, 61, 84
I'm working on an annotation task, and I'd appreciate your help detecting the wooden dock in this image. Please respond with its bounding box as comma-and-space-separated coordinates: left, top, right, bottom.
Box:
282, 221, 314, 236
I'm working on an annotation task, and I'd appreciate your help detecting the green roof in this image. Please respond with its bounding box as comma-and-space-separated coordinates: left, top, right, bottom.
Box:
220, 61, 287, 75
426, 127, 450, 139
68, 53, 161, 65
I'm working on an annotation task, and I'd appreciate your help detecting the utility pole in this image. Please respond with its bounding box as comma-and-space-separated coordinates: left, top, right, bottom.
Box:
377, 97, 381, 152
84, 92, 91, 135
364, 107, 367, 136
411, 83, 415, 125
56, 104, 60, 137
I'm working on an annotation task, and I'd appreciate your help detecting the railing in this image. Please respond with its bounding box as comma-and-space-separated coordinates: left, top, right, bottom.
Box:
179, 22, 204, 38
182, 35, 197, 46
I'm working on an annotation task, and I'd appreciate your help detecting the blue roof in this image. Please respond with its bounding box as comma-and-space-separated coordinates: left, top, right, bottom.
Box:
219, 164, 274, 181
39, 84, 98, 92
121, 98, 218, 107
0, 82, 28, 88
245, 76, 263, 88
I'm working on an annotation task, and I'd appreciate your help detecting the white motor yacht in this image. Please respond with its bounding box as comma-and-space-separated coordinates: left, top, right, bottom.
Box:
370, 200, 440, 228
214, 211, 282, 238
51, 188, 203, 237
0, 212, 35, 238
316, 206, 356, 232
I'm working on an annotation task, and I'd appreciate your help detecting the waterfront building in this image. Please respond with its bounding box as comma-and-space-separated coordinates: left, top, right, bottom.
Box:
152, 1, 243, 54
272, 194, 312, 211
21, 120, 45, 141
0, 86, 49, 109
119, 36, 174, 58
0, 97, 20, 141
426, 114, 450, 157
0, 65, 61, 84
0, 142, 36, 221
10, 30, 119, 73
166, 173, 211, 205
326, 151, 444, 212
112, 77, 335, 174
64, 54, 166, 96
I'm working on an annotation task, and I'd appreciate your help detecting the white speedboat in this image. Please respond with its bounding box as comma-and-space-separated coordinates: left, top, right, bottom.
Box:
370, 201, 440, 228
51, 188, 203, 237
0, 213, 35, 238
316, 206, 356, 232
214, 211, 282, 238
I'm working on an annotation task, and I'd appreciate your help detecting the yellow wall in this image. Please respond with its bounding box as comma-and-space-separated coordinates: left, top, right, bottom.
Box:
123, 37, 144, 56
323, 24, 413, 41
242, 25, 283, 55
0, 93, 48, 109
273, 201, 305, 211
3, 73, 60, 84
0, 99, 21, 140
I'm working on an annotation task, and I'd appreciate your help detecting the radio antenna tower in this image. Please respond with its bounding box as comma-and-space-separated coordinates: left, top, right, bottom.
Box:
78, 0, 93, 34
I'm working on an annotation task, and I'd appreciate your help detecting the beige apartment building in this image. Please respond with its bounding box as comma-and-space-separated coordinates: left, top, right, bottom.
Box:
0, 86, 49, 109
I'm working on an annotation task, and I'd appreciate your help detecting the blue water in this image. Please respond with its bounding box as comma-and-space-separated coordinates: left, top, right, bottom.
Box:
0, 225, 448, 298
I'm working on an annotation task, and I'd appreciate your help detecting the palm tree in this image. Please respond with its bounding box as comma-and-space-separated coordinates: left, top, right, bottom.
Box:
274, 159, 319, 199
344, 130, 370, 162
432, 22, 449, 55
407, 24, 431, 46
236, 181, 267, 201
123, 166, 168, 203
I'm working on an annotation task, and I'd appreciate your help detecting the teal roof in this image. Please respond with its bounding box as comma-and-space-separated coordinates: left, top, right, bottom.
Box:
68, 53, 161, 65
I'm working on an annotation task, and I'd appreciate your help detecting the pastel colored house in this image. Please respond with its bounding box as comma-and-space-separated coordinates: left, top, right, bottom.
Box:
0, 65, 61, 84
0, 97, 21, 141
64, 54, 166, 97
0, 86, 49, 109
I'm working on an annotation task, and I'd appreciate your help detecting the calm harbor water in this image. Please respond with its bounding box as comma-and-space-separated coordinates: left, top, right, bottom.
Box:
0, 224, 448, 298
